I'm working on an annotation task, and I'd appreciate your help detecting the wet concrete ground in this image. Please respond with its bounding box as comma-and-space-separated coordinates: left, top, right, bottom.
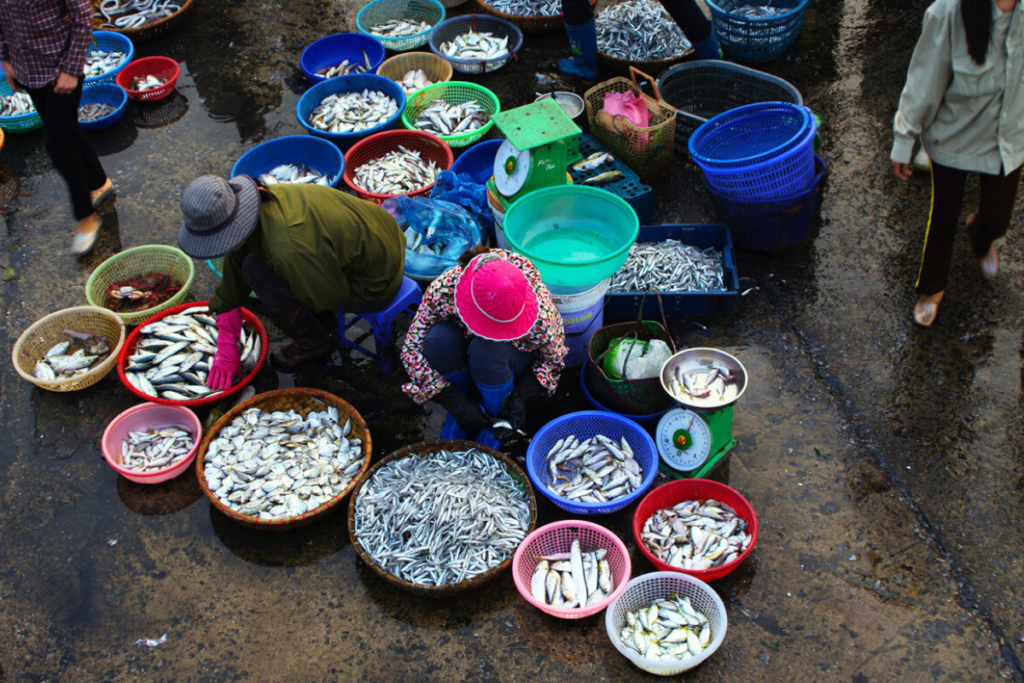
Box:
1, 0, 1022, 680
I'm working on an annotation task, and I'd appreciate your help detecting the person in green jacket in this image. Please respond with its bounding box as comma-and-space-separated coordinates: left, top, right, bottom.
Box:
177, 175, 406, 382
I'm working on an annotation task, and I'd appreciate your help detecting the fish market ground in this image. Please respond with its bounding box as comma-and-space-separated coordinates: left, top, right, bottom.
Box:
0, 0, 1021, 680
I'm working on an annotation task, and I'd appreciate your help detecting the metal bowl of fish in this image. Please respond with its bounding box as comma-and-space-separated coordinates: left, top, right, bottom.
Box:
197, 388, 372, 530
102, 402, 203, 484
115, 56, 180, 102
512, 520, 631, 619
633, 479, 758, 581
401, 81, 500, 148
605, 572, 727, 675
473, 0, 597, 33
299, 33, 387, 85
347, 440, 538, 596
343, 130, 453, 203
595, 0, 695, 75
355, 0, 446, 52
525, 411, 659, 515
12, 306, 126, 393
428, 15, 524, 74
231, 135, 346, 189
660, 347, 748, 411
296, 73, 407, 150
534, 91, 585, 120
115, 301, 269, 407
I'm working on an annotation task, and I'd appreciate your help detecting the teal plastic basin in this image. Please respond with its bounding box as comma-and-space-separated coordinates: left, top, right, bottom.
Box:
503, 186, 639, 287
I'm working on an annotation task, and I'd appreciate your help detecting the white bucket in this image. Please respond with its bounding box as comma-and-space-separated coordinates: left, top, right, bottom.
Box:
492, 204, 511, 249
548, 278, 611, 367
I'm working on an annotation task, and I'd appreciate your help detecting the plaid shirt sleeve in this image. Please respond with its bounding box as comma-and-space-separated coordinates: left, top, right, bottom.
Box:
58, 0, 92, 77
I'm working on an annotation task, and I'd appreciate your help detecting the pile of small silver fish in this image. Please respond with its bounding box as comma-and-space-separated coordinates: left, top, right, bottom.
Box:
352, 147, 439, 195
368, 19, 433, 37
32, 330, 113, 381
353, 448, 531, 587
667, 364, 741, 404
123, 305, 262, 401
119, 426, 194, 473
542, 434, 644, 504
0, 92, 36, 118
129, 75, 167, 92
95, 0, 181, 29
641, 498, 752, 571
572, 151, 614, 173
483, 0, 560, 17
596, 0, 693, 61
530, 538, 615, 609
203, 405, 364, 520
258, 163, 330, 186
733, 3, 790, 18
84, 49, 128, 80
413, 99, 489, 137
438, 31, 510, 61
618, 595, 713, 661
315, 49, 373, 79
609, 240, 725, 293
398, 69, 433, 96
307, 89, 399, 134
79, 103, 117, 122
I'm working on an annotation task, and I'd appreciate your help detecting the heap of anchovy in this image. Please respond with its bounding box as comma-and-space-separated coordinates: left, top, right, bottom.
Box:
353, 448, 532, 587
398, 69, 433, 96
120, 426, 195, 473
352, 147, 439, 195
610, 240, 725, 293
542, 434, 644, 504
733, 3, 790, 18
84, 49, 128, 79
0, 92, 36, 117
531, 538, 615, 609
369, 19, 433, 37
95, 0, 182, 30
618, 595, 713, 661
33, 330, 113, 381
203, 405, 364, 520
258, 163, 330, 186
79, 103, 117, 122
129, 75, 167, 92
413, 99, 489, 137
438, 31, 510, 60
308, 89, 399, 134
483, 0, 560, 18
315, 49, 373, 79
123, 305, 262, 402
641, 498, 752, 571
596, 0, 692, 61
667, 363, 741, 405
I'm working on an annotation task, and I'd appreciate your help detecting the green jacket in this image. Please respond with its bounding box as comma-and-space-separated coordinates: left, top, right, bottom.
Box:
209, 185, 407, 314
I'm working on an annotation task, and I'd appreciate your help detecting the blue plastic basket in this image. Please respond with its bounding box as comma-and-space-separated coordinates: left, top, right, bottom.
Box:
300, 33, 387, 85
83, 31, 134, 86
449, 138, 502, 184
356, 0, 446, 51
296, 74, 406, 151
231, 135, 345, 187
429, 15, 523, 74
78, 83, 128, 131
0, 70, 43, 133
707, 0, 810, 64
526, 411, 658, 515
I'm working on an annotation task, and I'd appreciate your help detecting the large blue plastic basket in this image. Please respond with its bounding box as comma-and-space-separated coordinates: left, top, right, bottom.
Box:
526, 411, 658, 515
83, 31, 134, 86
78, 83, 128, 131
0, 70, 43, 133
356, 0, 446, 52
300, 33, 387, 85
428, 15, 523, 74
231, 135, 346, 187
295, 73, 406, 151
707, 0, 810, 64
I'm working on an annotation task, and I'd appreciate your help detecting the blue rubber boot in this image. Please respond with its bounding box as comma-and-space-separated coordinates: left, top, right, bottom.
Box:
691, 29, 721, 60
440, 370, 474, 440
558, 19, 599, 82
473, 377, 514, 449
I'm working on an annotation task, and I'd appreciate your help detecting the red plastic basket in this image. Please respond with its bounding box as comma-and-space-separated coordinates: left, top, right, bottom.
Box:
342, 130, 454, 204
632, 479, 758, 581
512, 520, 631, 619
116, 301, 269, 408
115, 56, 180, 102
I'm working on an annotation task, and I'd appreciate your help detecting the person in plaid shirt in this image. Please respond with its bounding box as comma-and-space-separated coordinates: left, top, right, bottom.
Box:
0, 0, 114, 257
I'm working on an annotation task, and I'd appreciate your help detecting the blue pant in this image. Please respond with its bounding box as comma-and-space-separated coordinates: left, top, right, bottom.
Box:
422, 320, 534, 387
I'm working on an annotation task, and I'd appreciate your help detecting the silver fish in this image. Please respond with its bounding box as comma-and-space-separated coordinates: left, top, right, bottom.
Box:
258, 163, 331, 187
667, 364, 739, 404
733, 3, 790, 18
129, 75, 167, 92
315, 49, 373, 79
412, 98, 489, 137
482, 0, 560, 18
609, 240, 725, 294
580, 170, 624, 186
640, 498, 751, 571
369, 19, 433, 37
618, 595, 711, 660
84, 49, 128, 79
572, 152, 614, 173
95, 0, 181, 29
397, 69, 433, 97
119, 425, 194, 472
438, 31, 509, 60
531, 536, 615, 610
352, 146, 439, 196
308, 89, 399, 134
0, 92, 36, 117
32, 331, 111, 380
596, 0, 692, 61
79, 103, 117, 122
542, 433, 643, 503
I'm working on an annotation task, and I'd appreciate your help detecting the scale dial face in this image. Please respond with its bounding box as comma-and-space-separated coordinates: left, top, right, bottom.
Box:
493, 139, 531, 197
656, 408, 712, 472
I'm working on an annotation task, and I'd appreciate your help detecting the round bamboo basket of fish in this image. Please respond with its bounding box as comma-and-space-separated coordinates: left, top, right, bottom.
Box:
12, 306, 126, 392
196, 388, 373, 531
85, 245, 195, 325
377, 52, 454, 93
472, 0, 597, 33
91, 0, 197, 43
347, 439, 538, 596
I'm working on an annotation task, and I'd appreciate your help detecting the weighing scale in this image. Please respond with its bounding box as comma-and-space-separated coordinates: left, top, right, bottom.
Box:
655, 348, 748, 479
487, 98, 582, 212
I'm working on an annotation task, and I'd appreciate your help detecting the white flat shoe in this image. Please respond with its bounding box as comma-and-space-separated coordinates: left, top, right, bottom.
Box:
71, 216, 101, 258
913, 292, 943, 328
979, 245, 998, 279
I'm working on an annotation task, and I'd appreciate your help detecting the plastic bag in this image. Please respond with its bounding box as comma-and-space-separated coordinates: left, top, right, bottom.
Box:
384, 195, 486, 280
602, 90, 651, 128
602, 338, 672, 380
429, 170, 495, 241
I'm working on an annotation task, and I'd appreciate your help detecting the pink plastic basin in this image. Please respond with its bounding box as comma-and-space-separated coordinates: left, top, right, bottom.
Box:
102, 403, 202, 484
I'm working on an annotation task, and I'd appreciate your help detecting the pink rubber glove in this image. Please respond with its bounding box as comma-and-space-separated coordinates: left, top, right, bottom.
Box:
207, 308, 244, 391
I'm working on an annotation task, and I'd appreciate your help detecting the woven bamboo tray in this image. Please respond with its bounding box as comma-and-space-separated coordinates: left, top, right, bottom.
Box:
472, 0, 598, 33
347, 439, 538, 596
196, 388, 373, 531
85, 245, 195, 325
12, 306, 126, 392
91, 0, 196, 42
377, 52, 454, 93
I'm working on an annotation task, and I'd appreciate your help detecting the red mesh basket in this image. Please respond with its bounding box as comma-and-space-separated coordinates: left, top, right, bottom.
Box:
115, 56, 180, 102
342, 130, 453, 204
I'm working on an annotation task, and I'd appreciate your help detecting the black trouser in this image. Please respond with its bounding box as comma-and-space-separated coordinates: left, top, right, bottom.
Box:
19, 78, 107, 221
240, 251, 386, 314
916, 160, 1023, 295
421, 320, 535, 386
562, 0, 711, 42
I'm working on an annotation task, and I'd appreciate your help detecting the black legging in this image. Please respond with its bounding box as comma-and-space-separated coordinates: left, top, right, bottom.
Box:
563, 0, 712, 42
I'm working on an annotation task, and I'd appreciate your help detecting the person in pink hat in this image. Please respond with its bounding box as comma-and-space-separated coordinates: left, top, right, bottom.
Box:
401, 248, 568, 445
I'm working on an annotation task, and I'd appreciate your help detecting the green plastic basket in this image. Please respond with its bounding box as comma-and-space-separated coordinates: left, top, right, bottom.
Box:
85, 245, 195, 325
0, 72, 43, 133
401, 81, 500, 148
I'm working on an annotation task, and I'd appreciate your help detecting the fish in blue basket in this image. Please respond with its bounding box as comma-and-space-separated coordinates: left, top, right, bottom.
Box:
608, 240, 725, 293
543, 434, 643, 504
595, 0, 692, 61
572, 152, 614, 173
439, 31, 509, 60
369, 19, 433, 37
308, 89, 399, 134
412, 99, 489, 137
79, 103, 117, 122
84, 49, 128, 79
485, 0, 560, 18
733, 4, 789, 18
0, 92, 35, 117
315, 49, 374, 79
258, 163, 330, 187
579, 170, 624, 186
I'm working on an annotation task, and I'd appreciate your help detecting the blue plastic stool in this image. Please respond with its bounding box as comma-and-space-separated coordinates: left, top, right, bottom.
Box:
337, 276, 422, 374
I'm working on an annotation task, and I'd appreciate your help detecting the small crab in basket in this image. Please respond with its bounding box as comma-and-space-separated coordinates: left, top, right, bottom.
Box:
104, 272, 183, 313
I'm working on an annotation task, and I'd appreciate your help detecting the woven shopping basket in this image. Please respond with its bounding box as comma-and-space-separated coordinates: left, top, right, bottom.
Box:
585, 293, 677, 415
584, 67, 677, 184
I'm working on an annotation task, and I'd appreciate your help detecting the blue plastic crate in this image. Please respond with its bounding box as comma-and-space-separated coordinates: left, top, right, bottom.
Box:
569, 135, 654, 224
605, 224, 740, 318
